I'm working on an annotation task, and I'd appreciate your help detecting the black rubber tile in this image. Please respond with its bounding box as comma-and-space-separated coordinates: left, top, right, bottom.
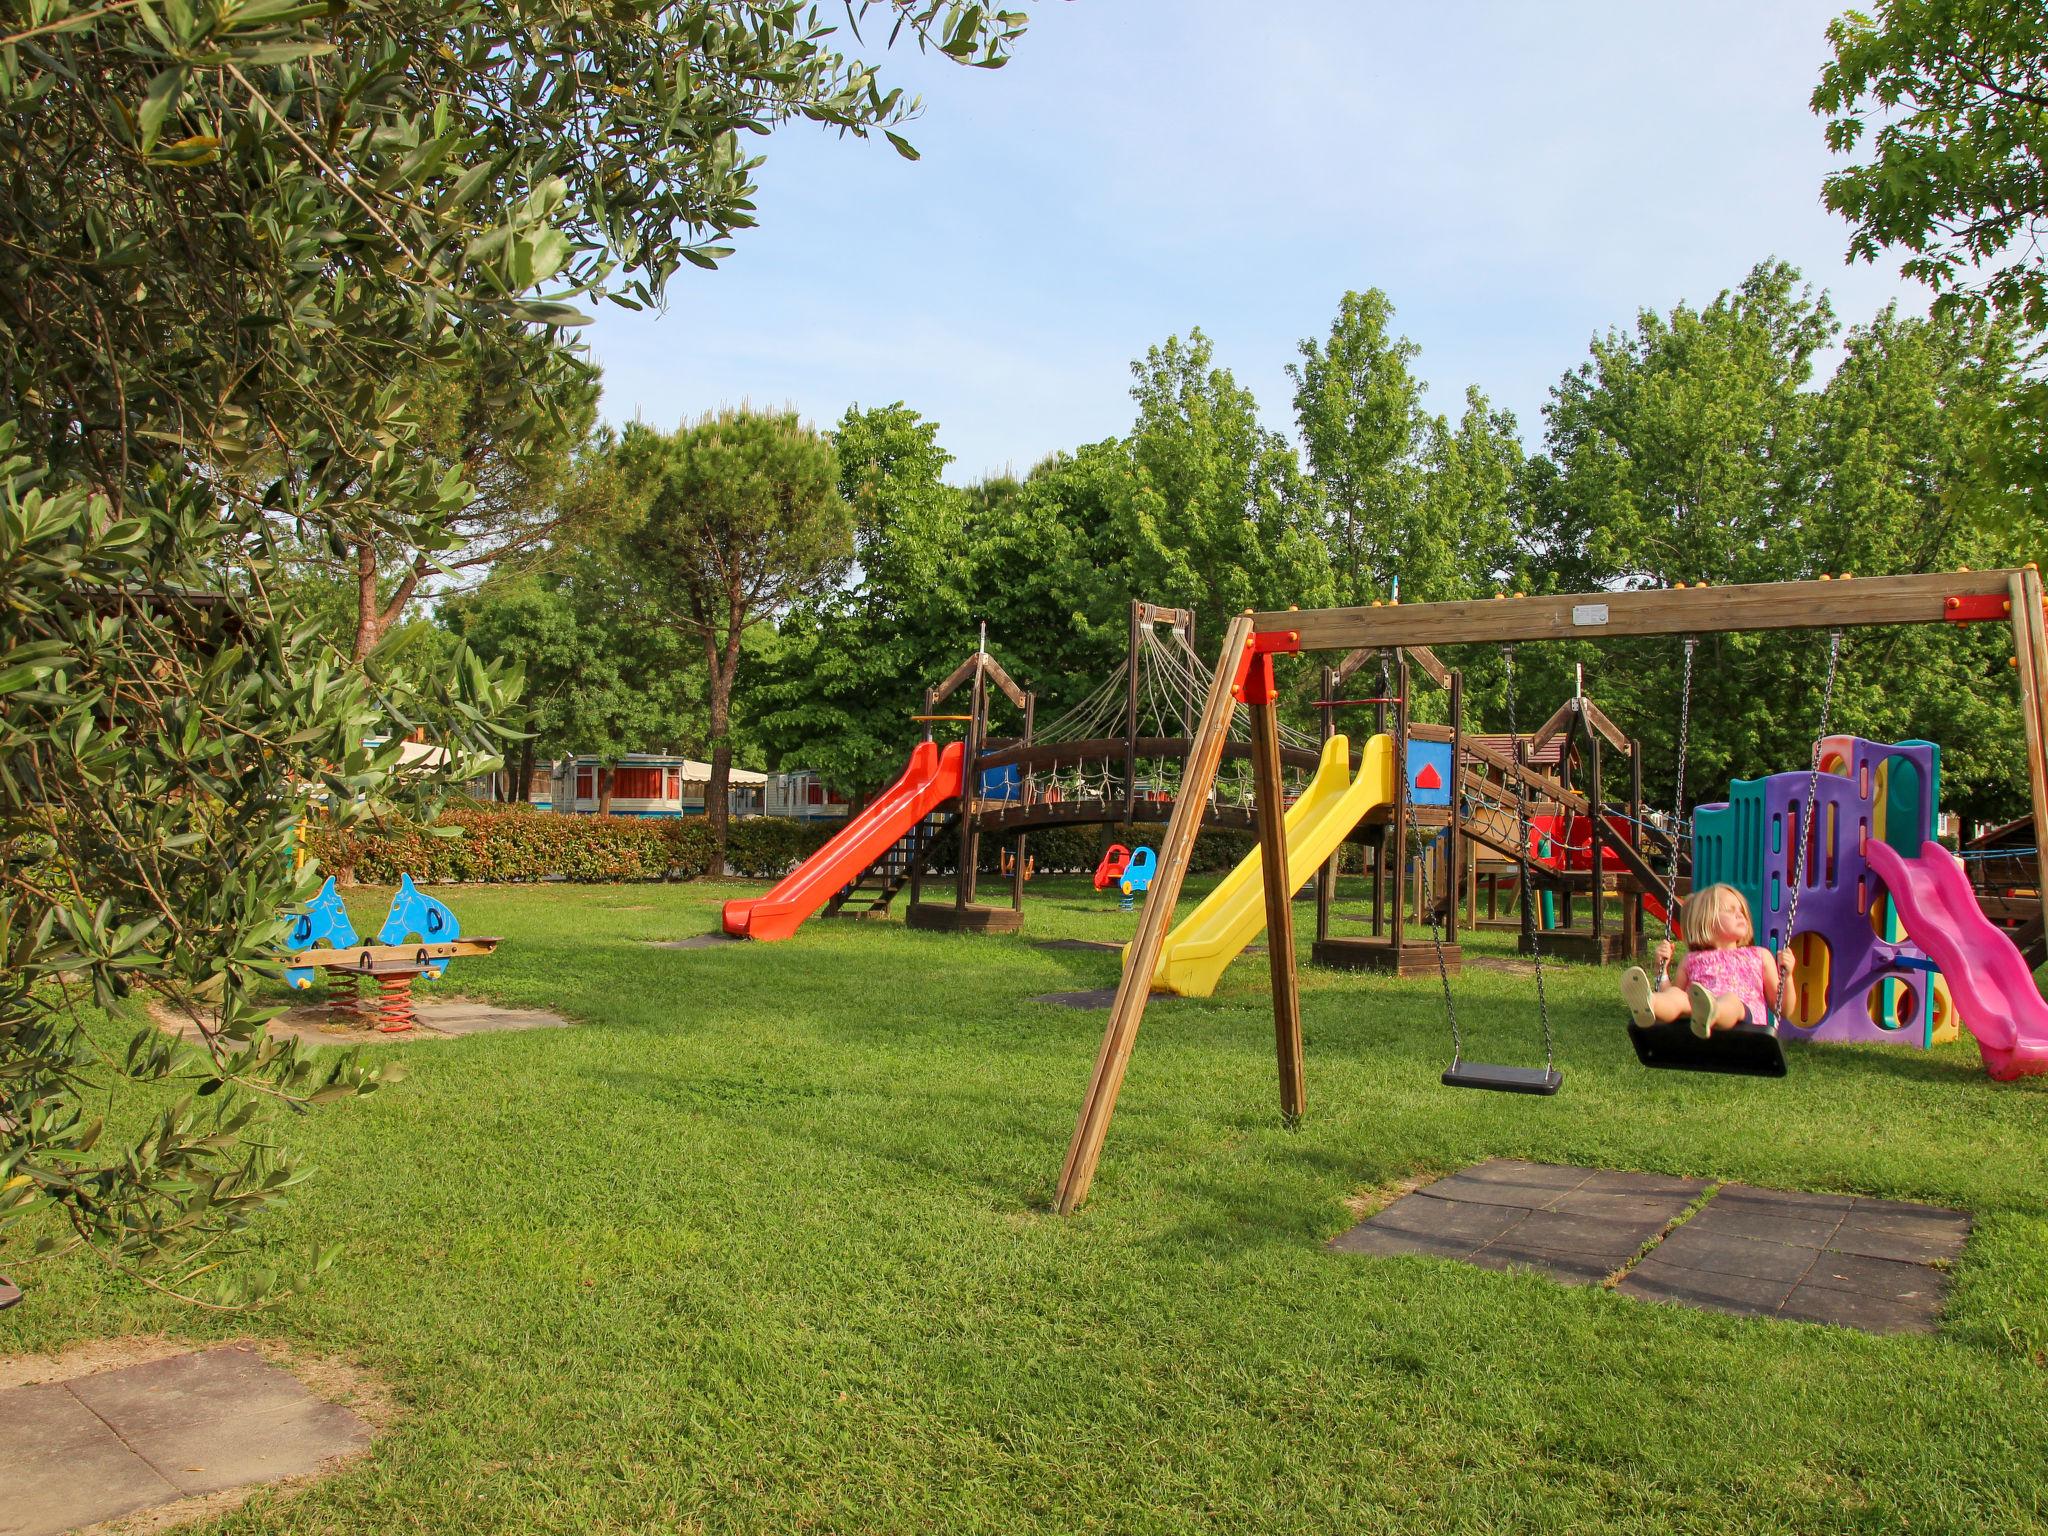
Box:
1648, 1224, 1820, 1283
1617, 1257, 1797, 1318
1576, 1168, 1709, 1199
1845, 1194, 1967, 1221
1714, 1184, 1857, 1214
1777, 1282, 1944, 1334
1456, 1159, 1594, 1190
1365, 1194, 1529, 1246
1466, 1242, 1615, 1287
1825, 1222, 1968, 1266
1501, 1208, 1666, 1261
1685, 1202, 1842, 1250
1839, 1201, 1972, 1240
1326, 1224, 1479, 1261
1550, 1188, 1699, 1226
1800, 1251, 1947, 1303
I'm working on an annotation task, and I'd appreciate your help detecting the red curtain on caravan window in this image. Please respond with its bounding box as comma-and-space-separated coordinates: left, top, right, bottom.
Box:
613, 766, 663, 800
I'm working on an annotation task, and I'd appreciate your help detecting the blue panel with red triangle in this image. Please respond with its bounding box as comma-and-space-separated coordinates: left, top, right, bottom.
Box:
1406, 740, 1453, 807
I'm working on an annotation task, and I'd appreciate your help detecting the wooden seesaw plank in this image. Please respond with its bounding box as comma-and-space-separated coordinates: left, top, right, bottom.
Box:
282, 937, 502, 970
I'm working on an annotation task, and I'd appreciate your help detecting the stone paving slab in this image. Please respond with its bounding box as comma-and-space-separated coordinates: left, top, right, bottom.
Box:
0, 1345, 369, 1536
1331, 1159, 1970, 1336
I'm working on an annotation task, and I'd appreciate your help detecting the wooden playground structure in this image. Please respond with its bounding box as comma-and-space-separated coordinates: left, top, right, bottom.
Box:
1055, 569, 2048, 1213
827, 598, 1676, 965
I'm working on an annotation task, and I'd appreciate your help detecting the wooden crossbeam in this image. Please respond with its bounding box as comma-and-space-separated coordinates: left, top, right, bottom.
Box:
1256, 571, 2020, 649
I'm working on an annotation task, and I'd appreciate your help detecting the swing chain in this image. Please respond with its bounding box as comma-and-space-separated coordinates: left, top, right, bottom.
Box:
1404, 723, 1462, 1068
1779, 628, 1843, 1013
1659, 636, 1697, 987
1503, 646, 1556, 1073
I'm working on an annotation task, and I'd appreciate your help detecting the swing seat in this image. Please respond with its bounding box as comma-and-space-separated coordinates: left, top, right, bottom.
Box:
1441, 1061, 1563, 1095
1626, 1018, 1787, 1078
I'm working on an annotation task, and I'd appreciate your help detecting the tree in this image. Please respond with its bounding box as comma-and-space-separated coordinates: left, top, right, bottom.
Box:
0, 0, 1031, 1306
1120, 330, 1333, 639
442, 566, 701, 803
1522, 263, 1839, 796
290, 333, 610, 660
1288, 290, 1438, 604
614, 413, 854, 862
1816, 1, 2048, 330
1814, 2, 2048, 531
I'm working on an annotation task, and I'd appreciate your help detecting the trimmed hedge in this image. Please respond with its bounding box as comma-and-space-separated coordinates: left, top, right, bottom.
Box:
305, 804, 1363, 887
306, 804, 835, 885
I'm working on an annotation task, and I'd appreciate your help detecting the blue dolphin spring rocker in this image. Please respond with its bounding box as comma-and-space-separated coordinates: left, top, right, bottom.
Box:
280, 875, 498, 1032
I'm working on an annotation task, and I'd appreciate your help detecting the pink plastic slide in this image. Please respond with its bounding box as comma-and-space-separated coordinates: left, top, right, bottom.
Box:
1864, 839, 2048, 1081
722, 741, 964, 942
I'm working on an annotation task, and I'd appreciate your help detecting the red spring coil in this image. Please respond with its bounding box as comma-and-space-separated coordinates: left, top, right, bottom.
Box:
374, 974, 417, 1033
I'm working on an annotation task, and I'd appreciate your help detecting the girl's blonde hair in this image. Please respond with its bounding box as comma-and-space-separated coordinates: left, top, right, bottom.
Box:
1680, 883, 1750, 949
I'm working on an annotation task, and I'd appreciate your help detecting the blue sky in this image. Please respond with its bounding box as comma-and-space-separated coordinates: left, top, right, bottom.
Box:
585, 2, 1924, 485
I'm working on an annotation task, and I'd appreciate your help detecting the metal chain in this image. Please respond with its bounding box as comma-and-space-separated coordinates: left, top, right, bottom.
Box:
1659, 637, 1697, 986
1503, 646, 1556, 1073
1779, 629, 1843, 1013
1403, 716, 1463, 1068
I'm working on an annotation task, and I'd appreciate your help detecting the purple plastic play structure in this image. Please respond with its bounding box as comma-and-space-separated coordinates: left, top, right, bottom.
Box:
1692, 735, 1951, 1049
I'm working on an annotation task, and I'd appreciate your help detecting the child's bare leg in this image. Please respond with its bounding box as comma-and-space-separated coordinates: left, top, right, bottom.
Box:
1711, 993, 1748, 1031
1648, 986, 1690, 1023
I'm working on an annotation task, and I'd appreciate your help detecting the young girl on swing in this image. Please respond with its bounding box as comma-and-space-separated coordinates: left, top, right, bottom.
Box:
1621, 883, 1794, 1038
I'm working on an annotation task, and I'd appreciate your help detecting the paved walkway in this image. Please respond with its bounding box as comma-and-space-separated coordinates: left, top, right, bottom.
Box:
1331, 1158, 1968, 1333
0, 1345, 369, 1536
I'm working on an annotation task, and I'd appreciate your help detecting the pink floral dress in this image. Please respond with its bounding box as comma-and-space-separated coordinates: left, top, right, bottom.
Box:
1683, 945, 1774, 1021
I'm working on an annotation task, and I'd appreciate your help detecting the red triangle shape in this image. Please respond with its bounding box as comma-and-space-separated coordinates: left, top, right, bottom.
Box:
1415, 762, 1443, 791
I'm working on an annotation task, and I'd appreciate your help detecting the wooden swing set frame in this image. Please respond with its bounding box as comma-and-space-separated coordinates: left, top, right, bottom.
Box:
1055, 567, 2048, 1214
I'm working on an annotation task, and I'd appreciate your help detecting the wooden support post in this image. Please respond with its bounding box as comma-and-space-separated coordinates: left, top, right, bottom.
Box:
1057, 616, 1252, 1215
1012, 691, 1035, 911
2011, 569, 2048, 907
1446, 667, 1463, 944
1627, 735, 1645, 959
958, 659, 986, 907
1517, 734, 1537, 952
1587, 706, 1605, 956
1250, 691, 1306, 1126
1316, 664, 1335, 946
1391, 654, 1410, 953
1122, 599, 1141, 826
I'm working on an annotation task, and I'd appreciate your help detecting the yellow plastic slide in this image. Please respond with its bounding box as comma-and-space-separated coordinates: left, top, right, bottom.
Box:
1142, 732, 1396, 997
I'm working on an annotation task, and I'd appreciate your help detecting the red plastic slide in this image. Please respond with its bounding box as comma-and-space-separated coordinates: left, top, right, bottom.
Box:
722, 742, 964, 942
1864, 839, 2048, 1081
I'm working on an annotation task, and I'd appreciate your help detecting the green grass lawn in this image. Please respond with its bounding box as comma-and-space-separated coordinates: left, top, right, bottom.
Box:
13, 875, 2048, 1533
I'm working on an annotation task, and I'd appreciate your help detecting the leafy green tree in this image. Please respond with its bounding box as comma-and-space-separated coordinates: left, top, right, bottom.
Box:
0, 0, 1030, 1305
1419, 387, 1524, 600
1120, 329, 1333, 639
1807, 306, 2032, 820
442, 568, 700, 803
1517, 262, 1838, 796
1816, 1, 2048, 330
745, 405, 986, 794
1289, 290, 1439, 604
614, 413, 854, 860
1814, 2, 2048, 534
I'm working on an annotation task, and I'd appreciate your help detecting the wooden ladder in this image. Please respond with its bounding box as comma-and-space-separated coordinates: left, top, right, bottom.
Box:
824, 811, 957, 917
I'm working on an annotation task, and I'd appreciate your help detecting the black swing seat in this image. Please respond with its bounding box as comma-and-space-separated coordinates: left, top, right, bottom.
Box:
1442, 1062, 1563, 1095
1627, 1017, 1787, 1078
